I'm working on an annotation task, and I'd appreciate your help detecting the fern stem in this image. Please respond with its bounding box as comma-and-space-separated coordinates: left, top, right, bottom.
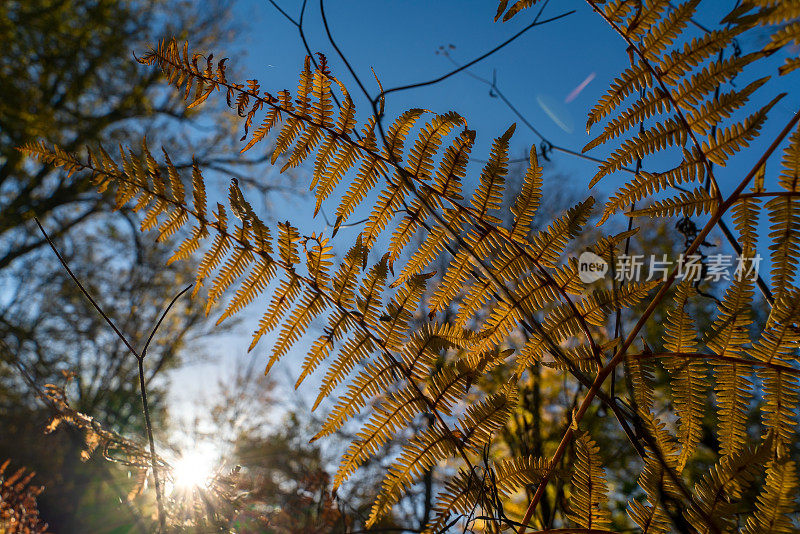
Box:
137, 357, 166, 531
34, 217, 168, 530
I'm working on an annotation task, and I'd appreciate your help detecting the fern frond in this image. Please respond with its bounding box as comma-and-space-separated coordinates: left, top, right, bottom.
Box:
704, 274, 755, 457
314, 355, 397, 439
471, 125, 514, 225
566, 433, 612, 530
193, 206, 231, 296
267, 289, 327, 372
587, 62, 654, 130
528, 197, 594, 268
335, 121, 388, 226
701, 94, 783, 166
591, 118, 686, 186
742, 459, 798, 534
379, 274, 431, 351
406, 112, 466, 182
433, 129, 474, 201
641, 0, 700, 60
626, 353, 656, 414
335, 386, 427, 488
685, 77, 769, 136
662, 281, 704, 472
686, 440, 770, 534
314, 331, 375, 411
277, 221, 300, 266
627, 414, 682, 534
585, 88, 671, 152
218, 258, 277, 324
368, 425, 457, 526
510, 146, 543, 242
767, 124, 800, 300
428, 468, 488, 533
205, 243, 254, 314
599, 166, 700, 224
249, 276, 301, 351
628, 187, 717, 219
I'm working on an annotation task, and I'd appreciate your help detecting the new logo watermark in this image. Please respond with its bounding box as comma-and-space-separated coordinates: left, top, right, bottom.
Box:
578, 251, 608, 283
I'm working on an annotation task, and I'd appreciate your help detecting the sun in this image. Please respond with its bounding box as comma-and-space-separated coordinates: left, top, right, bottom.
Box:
170, 449, 216, 490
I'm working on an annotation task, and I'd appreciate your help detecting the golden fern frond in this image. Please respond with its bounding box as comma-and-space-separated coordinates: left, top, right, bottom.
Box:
624, 1, 671, 41
193, 205, 231, 295
494, 455, 552, 497
335, 386, 428, 488
205, 242, 254, 314
736, 1, 800, 74
23, 140, 84, 175
659, 28, 741, 83
626, 353, 656, 414
277, 221, 300, 266
587, 62, 654, 131
433, 129, 474, 201
495, 0, 537, 22
701, 94, 784, 166
402, 323, 461, 382
387, 198, 428, 266
585, 88, 671, 153
304, 233, 334, 288
313, 355, 396, 440
356, 254, 389, 328
599, 168, 697, 224
528, 197, 594, 268
313, 127, 361, 214
767, 124, 800, 300
428, 247, 475, 316
249, 276, 301, 350
543, 344, 597, 374
393, 217, 460, 287
662, 281, 704, 472
566, 433, 612, 531
267, 289, 327, 372
428, 468, 488, 533
742, 459, 799, 534
510, 146, 543, 242
704, 273, 755, 457
591, 118, 686, 186
732, 196, 762, 249
748, 289, 800, 452
368, 425, 457, 526
470, 125, 514, 225
363, 181, 407, 248
627, 415, 681, 534
757, 365, 798, 454
296, 309, 351, 388
474, 277, 559, 357
641, 0, 700, 60
627, 187, 717, 219
406, 112, 466, 182
379, 273, 431, 351
313, 331, 376, 411
519, 281, 653, 372
218, 257, 277, 324
686, 77, 769, 136
686, 439, 770, 534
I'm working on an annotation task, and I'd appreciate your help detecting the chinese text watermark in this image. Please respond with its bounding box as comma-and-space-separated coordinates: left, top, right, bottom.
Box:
577, 252, 761, 284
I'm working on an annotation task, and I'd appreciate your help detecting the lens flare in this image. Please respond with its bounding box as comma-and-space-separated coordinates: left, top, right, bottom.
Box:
171, 449, 216, 490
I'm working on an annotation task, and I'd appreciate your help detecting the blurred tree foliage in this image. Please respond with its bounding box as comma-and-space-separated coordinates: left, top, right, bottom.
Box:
0, 0, 289, 531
